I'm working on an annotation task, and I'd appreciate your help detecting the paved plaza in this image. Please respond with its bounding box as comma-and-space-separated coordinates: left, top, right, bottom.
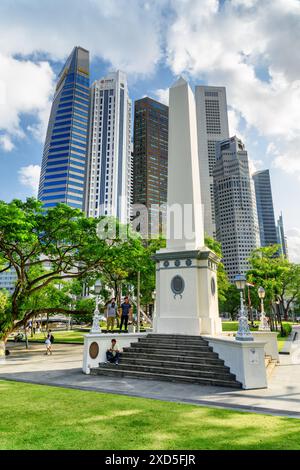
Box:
1, 331, 300, 419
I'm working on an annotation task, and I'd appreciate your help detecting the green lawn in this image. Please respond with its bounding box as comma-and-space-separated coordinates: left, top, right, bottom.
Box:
0, 380, 300, 450
26, 330, 86, 343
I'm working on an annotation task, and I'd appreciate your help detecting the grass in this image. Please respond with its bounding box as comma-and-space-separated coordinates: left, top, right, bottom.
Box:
0, 380, 300, 450
12, 325, 147, 344
26, 330, 86, 343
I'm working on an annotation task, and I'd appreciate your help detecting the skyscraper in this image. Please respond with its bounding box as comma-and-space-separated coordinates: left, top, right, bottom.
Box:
84, 71, 132, 224
132, 97, 168, 237
214, 137, 260, 281
0, 268, 17, 294
277, 212, 289, 258
38, 47, 90, 209
253, 170, 278, 247
195, 86, 230, 238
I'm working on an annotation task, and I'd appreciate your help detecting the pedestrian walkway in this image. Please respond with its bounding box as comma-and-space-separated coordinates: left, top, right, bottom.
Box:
1, 340, 300, 418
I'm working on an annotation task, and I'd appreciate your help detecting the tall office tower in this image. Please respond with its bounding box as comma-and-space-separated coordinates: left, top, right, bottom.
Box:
253, 170, 278, 247
0, 268, 17, 294
277, 212, 289, 258
38, 47, 90, 209
195, 86, 230, 238
214, 137, 260, 282
132, 97, 168, 237
85, 71, 132, 224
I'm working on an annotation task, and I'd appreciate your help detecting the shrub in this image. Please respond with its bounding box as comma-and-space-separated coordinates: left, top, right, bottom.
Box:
280, 323, 292, 337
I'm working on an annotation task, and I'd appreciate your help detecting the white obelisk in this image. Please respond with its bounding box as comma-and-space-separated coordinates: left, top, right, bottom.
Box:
153, 78, 222, 336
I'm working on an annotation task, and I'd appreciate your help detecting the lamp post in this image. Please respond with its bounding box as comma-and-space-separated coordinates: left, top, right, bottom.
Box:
90, 279, 102, 334
234, 274, 254, 341
258, 286, 270, 331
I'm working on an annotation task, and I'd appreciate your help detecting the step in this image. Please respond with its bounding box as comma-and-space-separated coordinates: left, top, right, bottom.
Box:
98, 363, 236, 381
116, 357, 229, 371
138, 335, 209, 342
90, 367, 242, 388
123, 347, 220, 358
129, 342, 213, 352
120, 351, 225, 366
137, 339, 210, 347
147, 334, 208, 340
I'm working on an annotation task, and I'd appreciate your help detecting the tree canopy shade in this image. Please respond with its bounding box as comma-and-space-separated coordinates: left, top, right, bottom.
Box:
0, 198, 145, 341
247, 245, 300, 320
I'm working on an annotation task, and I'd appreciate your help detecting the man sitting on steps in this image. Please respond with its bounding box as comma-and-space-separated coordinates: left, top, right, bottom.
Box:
106, 339, 121, 365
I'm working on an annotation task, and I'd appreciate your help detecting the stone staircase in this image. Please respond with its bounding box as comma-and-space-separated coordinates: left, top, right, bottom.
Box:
90, 334, 242, 388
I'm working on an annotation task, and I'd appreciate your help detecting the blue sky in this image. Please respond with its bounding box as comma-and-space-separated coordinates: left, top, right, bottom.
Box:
0, 0, 300, 261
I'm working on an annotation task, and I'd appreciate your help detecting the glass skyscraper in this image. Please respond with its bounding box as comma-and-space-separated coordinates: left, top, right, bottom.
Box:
38, 46, 90, 209
84, 71, 132, 224
253, 170, 278, 247
132, 97, 168, 237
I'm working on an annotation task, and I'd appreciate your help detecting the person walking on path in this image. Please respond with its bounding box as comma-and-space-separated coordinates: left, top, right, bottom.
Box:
45, 330, 54, 355
45, 334, 52, 355
119, 296, 132, 333
106, 298, 117, 332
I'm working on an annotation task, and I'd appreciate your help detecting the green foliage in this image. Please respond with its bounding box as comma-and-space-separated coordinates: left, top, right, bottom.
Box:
73, 297, 95, 324
0, 291, 7, 313
205, 236, 232, 309
280, 323, 292, 337
248, 245, 300, 319
127, 238, 166, 305
0, 198, 148, 340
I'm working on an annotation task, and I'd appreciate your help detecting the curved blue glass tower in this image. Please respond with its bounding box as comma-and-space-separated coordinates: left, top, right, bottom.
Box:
38, 46, 90, 209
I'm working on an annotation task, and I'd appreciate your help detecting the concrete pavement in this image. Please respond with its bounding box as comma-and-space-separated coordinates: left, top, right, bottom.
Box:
1, 334, 300, 418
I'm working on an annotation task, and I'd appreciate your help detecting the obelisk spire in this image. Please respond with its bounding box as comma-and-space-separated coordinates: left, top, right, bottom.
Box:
167, 77, 204, 250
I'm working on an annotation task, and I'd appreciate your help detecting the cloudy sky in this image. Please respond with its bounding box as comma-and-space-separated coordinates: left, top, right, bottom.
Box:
0, 0, 299, 262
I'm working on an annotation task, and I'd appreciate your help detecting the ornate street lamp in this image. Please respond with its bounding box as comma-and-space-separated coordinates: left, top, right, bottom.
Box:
258, 286, 270, 331
90, 279, 102, 334
234, 274, 254, 341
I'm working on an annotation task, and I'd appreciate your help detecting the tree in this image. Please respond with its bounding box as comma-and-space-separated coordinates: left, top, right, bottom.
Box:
0, 291, 8, 314
247, 245, 300, 326
205, 236, 231, 308
0, 198, 146, 341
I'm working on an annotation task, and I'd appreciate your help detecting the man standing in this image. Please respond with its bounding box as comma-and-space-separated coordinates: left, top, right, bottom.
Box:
106, 298, 117, 332
119, 296, 132, 333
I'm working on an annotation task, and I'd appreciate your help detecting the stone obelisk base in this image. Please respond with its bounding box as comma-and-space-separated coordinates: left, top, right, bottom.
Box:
153, 248, 222, 336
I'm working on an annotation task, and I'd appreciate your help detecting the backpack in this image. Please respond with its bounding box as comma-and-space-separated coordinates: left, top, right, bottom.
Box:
50, 334, 54, 344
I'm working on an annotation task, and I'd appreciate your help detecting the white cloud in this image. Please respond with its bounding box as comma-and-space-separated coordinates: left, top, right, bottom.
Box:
0, 134, 14, 152
166, 0, 300, 178
0, 53, 54, 144
152, 88, 169, 105
0, 0, 164, 76
0, 0, 168, 150
18, 165, 41, 194
286, 228, 300, 264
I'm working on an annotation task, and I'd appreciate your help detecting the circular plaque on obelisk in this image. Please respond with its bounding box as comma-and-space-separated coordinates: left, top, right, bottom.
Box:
211, 277, 216, 296
171, 275, 185, 296
89, 342, 99, 359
